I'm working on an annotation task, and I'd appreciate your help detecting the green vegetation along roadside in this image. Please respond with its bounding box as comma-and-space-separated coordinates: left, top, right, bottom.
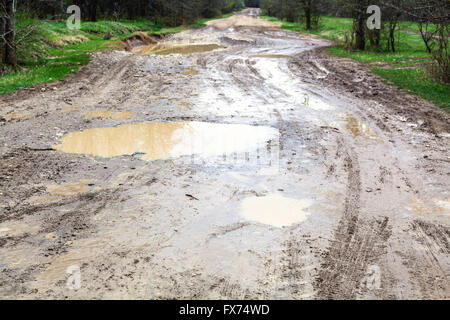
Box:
262, 15, 449, 111
0, 12, 236, 96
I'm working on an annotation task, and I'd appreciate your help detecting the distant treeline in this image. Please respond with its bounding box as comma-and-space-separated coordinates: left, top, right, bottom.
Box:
16, 0, 246, 26
245, 0, 261, 8
260, 0, 449, 82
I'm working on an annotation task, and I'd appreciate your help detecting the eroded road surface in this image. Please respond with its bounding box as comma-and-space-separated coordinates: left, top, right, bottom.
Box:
1, 9, 449, 299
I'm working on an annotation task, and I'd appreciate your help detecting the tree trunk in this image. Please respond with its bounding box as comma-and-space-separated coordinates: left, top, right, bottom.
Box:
305, 7, 311, 30
354, 1, 366, 50
355, 16, 365, 50
1, 0, 17, 71
0, 11, 5, 64
88, 0, 98, 22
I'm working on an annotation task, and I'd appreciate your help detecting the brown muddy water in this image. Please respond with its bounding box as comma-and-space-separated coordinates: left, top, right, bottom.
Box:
84, 110, 136, 120
345, 115, 378, 140
53, 121, 279, 161
182, 67, 200, 76
46, 179, 97, 196
152, 44, 225, 55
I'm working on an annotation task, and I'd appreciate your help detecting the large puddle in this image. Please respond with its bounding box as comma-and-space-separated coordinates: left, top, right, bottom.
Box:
152, 44, 225, 55
53, 121, 278, 161
241, 194, 313, 228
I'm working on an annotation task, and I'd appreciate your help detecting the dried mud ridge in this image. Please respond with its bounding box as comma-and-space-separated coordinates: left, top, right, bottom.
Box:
0, 9, 449, 299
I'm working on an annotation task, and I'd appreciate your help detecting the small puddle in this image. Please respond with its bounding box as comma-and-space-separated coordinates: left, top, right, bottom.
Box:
406, 198, 450, 216
53, 121, 278, 161
152, 44, 225, 55
241, 194, 313, 228
47, 179, 96, 196
62, 106, 81, 113
0, 223, 40, 238
4, 112, 33, 120
84, 110, 135, 120
182, 67, 200, 76
36, 238, 109, 288
346, 115, 378, 140
250, 54, 292, 59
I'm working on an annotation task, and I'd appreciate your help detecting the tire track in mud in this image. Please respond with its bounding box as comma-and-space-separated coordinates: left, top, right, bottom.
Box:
404, 220, 450, 299
275, 235, 316, 299
315, 137, 392, 299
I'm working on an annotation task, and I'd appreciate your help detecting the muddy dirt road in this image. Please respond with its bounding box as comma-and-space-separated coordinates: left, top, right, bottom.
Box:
0, 9, 449, 300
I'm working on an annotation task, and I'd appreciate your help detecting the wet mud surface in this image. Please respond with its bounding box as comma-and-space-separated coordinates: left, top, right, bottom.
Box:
0, 8, 449, 299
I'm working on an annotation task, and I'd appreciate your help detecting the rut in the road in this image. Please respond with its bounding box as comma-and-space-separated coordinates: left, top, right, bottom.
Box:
315, 138, 392, 299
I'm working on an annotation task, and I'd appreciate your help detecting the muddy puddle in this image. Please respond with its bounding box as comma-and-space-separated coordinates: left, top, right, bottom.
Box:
4, 112, 33, 121
152, 44, 225, 55
84, 110, 135, 120
345, 115, 378, 140
47, 179, 97, 197
182, 67, 200, 76
250, 54, 292, 59
53, 121, 278, 161
240, 194, 313, 228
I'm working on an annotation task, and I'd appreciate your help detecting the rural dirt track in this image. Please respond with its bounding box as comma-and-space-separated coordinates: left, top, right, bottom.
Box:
0, 8, 449, 300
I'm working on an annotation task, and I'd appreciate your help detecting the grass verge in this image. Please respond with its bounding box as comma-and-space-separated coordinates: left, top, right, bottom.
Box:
261, 15, 449, 110
0, 12, 236, 96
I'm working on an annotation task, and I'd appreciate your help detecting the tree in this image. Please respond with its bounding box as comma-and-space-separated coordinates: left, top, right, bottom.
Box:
0, 0, 17, 71
406, 0, 449, 83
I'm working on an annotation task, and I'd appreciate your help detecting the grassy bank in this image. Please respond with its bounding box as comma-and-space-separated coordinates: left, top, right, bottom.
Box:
0, 13, 234, 96
262, 15, 449, 110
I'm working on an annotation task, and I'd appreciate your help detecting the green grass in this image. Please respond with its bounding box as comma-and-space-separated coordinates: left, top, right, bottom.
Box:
0, 11, 238, 96
261, 15, 353, 41
0, 19, 150, 95
373, 68, 449, 110
261, 15, 449, 110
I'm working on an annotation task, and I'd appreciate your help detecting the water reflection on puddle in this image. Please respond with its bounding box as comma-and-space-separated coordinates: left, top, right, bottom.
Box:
84, 110, 135, 120
250, 54, 292, 59
152, 44, 225, 55
53, 121, 278, 161
346, 115, 378, 140
241, 194, 313, 228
